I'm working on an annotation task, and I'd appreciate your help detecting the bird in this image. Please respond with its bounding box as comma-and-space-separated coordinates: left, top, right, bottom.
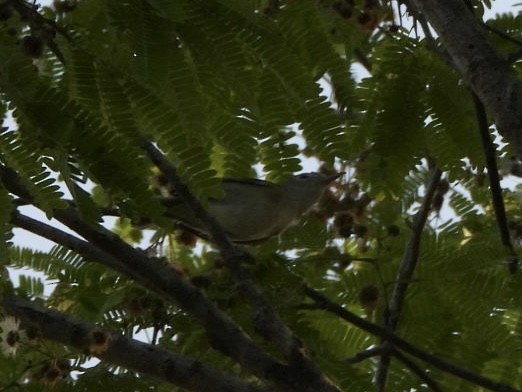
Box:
162, 172, 343, 243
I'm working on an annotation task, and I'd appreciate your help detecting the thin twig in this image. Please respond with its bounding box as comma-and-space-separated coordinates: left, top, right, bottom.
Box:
471, 92, 519, 273
375, 168, 442, 389
387, 168, 442, 327
483, 22, 522, 47
411, 2, 455, 70
344, 346, 384, 363
11, 0, 72, 40
392, 348, 442, 392
303, 286, 522, 392
507, 46, 522, 63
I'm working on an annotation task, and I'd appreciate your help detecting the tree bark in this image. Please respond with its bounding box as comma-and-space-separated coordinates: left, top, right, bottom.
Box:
2, 295, 270, 392
412, 0, 522, 154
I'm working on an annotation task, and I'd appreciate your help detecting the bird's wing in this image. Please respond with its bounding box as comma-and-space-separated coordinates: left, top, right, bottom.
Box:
221, 178, 279, 189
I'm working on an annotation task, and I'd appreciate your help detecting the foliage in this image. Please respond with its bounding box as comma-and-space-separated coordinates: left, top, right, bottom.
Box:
0, 0, 521, 391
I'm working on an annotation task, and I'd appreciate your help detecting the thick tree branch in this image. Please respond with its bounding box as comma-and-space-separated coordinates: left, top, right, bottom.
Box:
412, 0, 519, 273
410, 3, 519, 274
375, 168, 442, 389
11, 210, 136, 277
11, 210, 289, 386
2, 295, 269, 392
3, 163, 339, 392
303, 286, 522, 392
410, 0, 522, 155
140, 141, 340, 392
141, 140, 239, 254
0, 166, 290, 390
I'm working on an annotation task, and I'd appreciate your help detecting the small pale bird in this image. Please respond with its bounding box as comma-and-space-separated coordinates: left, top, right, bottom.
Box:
163, 172, 343, 243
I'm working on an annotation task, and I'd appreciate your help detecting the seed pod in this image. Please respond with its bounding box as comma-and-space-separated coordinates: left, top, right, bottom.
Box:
87, 328, 111, 355
358, 285, 379, 312
334, 211, 354, 238
20, 35, 44, 58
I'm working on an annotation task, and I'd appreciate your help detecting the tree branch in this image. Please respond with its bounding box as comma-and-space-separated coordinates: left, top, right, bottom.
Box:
346, 343, 443, 391
391, 348, 442, 392
344, 346, 384, 364
410, 0, 522, 155
387, 168, 442, 328
303, 286, 522, 392
140, 141, 340, 392
141, 140, 239, 254
471, 92, 519, 273
483, 22, 522, 48
11, 210, 137, 277
3, 163, 339, 392
375, 168, 442, 389
409, 3, 519, 274
2, 295, 270, 392
0, 166, 293, 390
11, 207, 293, 388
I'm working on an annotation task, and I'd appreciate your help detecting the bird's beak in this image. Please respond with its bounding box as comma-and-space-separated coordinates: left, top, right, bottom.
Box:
325, 172, 345, 184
